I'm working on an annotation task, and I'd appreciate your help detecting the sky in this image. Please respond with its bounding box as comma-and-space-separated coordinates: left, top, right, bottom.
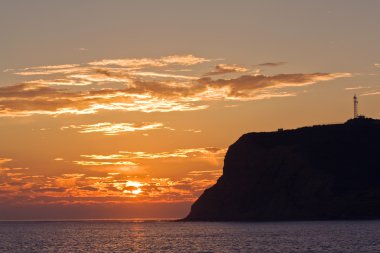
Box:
1, 0, 380, 220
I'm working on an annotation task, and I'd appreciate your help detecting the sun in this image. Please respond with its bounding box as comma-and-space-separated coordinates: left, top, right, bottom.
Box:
124, 181, 143, 195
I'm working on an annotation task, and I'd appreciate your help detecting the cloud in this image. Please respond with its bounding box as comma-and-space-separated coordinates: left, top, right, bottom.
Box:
0, 158, 12, 165
61, 173, 85, 178
257, 62, 287, 67
204, 64, 248, 76
68, 68, 133, 83
0, 167, 221, 204
224, 104, 240, 108
78, 186, 98, 191
73, 161, 137, 166
187, 169, 222, 177
29, 64, 80, 70
0, 55, 351, 117
12, 59, 199, 82
80, 147, 227, 161
361, 91, 380, 96
184, 129, 202, 133
89, 54, 209, 68
26, 79, 92, 86
72, 147, 226, 178
198, 72, 351, 99
0, 82, 209, 117
14, 65, 84, 76
61, 122, 168, 135
33, 187, 66, 193
0, 153, 223, 205
131, 71, 198, 80
345, 86, 370, 90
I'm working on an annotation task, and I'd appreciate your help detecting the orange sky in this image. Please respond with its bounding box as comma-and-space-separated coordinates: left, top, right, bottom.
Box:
1, 1, 380, 219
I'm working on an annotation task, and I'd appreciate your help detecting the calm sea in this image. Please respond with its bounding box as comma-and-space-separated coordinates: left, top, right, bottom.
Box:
0, 220, 379, 252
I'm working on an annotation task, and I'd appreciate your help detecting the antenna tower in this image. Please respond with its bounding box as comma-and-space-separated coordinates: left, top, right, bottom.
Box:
353, 95, 358, 119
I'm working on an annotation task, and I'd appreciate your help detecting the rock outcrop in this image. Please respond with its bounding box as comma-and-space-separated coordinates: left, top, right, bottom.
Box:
184, 118, 380, 221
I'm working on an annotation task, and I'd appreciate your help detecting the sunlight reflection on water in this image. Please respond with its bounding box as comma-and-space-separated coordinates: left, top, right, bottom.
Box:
0, 220, 380, 252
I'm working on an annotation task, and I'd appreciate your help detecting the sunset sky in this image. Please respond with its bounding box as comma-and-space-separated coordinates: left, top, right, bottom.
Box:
1, 0, 380, 220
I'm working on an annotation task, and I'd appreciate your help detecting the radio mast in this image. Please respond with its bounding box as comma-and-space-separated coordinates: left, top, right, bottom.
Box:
353, 95, 358, 119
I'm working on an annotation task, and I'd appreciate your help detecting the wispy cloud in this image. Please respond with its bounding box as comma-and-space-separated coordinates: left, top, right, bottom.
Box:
73, 161, 137, 166
25, 79, 92, 86
345, 86, 370, 90
0, 158, 12, 165
257, 62, 287, 67
0, 82, 209, 116
0, 55, 351, 117
80, 147, 226, 161
62, 122, 169, 135
71, 147, 226, 177
89, 54, 209, 68
184, 129, 202, 133
29, 64, 80, 69
361, 91, 380, 96
198, 72, 351, 100
131, 71, 198, 80
15, 65, 83, 76
204, 64, 248, 76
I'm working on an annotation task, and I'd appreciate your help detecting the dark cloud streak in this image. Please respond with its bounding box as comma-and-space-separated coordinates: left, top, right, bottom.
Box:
257, 62, 287, 67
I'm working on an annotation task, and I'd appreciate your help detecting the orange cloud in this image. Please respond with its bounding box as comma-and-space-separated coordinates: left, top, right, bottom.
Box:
88, 54, 209, 68
198, 72, 351, 99
0, 158, 12, 165
0, 164, 221, 204
80, 147, 227, 161
73, 161, 137, 166
184, 129, 202, 133
361, 91, 380, 96
61, 122, 168, 135
345, 86, 371, 90
15, 66, 84, 76
0, 82, 209, 116
131, 71, 198, 80
26, 79, 92, 86
204, 64, 248, 76
27, 64, 80, 70
0, 55, 351, 117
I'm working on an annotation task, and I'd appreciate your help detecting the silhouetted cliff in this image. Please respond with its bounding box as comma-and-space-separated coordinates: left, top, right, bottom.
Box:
185, 117, 380, 221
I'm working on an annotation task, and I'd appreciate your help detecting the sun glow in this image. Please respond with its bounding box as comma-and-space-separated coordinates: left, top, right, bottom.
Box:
124, 181, 143, 195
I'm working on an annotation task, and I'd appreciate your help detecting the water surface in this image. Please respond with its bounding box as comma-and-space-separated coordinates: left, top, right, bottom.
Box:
1, 220, 379, 252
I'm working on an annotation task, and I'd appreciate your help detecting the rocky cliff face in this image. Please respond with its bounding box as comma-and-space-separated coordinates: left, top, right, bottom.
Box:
184, 118, 380, 221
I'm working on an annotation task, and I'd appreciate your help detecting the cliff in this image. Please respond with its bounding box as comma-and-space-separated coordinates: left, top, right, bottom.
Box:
184, 117, 380, 221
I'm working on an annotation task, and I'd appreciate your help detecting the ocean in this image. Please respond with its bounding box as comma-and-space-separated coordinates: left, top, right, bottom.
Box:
0, 220, 379, 252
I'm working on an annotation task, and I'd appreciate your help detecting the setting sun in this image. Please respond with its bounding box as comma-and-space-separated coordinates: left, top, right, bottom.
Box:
124, 181, 143, 195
